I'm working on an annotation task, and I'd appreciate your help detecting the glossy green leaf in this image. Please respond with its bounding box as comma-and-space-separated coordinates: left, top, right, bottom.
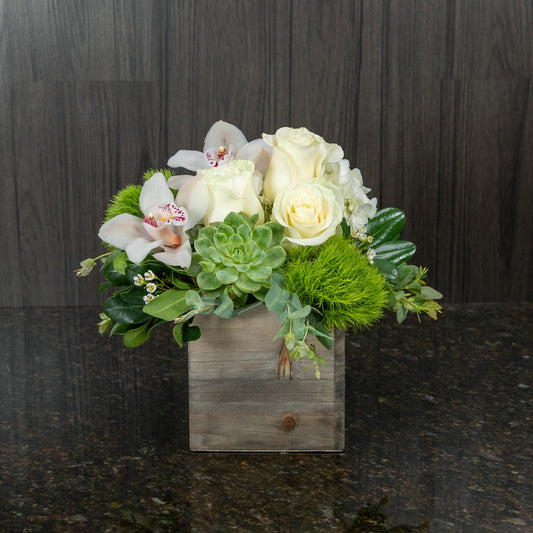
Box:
143, 289, 189, 321
104, 293, 150, 324
373, 241, 416, 266
123, 321, 152, 347
183, 323, 201, 342
366, 208, 406, 247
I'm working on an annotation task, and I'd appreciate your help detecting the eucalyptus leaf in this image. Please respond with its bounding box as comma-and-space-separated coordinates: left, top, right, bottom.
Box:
113, 252, 129, 275
373, 258, 398, 280
103, 251, 130, 286
396, 305, 408, 323
420, 286, 443, 300
214, 294, 234, 318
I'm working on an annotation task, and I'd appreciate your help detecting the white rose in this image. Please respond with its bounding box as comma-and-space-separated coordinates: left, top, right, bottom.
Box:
262, 127, 343, 202
272, 182, 343, 247
173, 159, 264, 227
200, 159, 264, 225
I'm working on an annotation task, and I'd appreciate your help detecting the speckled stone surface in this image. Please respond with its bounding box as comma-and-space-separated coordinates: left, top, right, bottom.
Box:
0, 304, 531, 532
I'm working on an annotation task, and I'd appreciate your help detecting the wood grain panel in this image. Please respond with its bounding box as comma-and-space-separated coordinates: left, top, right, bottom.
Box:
164, 0, 292, 159
451, 0, 533, 78
0, 4, 22, 306
4, 0, 165, 81
290, 0, 362, 157
11, 82, 162, 306
437, 79, 531, 301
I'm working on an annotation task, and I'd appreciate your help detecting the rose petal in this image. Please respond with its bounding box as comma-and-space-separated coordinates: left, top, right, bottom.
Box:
139, 173, 175, 214
167, 149, 209, 171
203, 120, 248, 153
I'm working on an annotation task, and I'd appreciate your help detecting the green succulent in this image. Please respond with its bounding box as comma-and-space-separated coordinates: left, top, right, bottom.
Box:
191, 212, 286, 305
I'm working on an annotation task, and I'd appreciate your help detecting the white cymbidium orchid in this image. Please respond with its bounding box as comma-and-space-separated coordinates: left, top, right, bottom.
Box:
167, 120, 271, 174
98, 173, 192, 267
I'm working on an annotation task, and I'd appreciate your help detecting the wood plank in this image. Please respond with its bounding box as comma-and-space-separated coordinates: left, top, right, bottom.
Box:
4, 0, 165, 81
190, 412, 335, 451
451, 0, 533, 78
438, 79, 532, 301
189, 306, 344, 451
11, 82, 162, 305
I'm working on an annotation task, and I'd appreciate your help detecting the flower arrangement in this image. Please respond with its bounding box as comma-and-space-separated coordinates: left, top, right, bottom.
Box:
77, 121, 442, 377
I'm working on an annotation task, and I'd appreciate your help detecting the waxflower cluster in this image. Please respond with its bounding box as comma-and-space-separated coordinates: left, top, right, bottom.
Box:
77, 121, 442, 375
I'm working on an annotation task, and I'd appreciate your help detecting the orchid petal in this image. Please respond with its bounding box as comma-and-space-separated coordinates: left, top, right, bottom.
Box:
203, 120, 247, 153
176, 174, 209, 230
167, 174, 195, 190
153, 239, 192, 268
139, 173, 175, 215
98, 213, 146, 249
236, 138, 273, 174
167, 149, 209, 171
125, 237, 163, 264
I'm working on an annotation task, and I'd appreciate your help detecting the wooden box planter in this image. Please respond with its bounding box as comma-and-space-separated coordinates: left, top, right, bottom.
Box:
188, 305, 345, 452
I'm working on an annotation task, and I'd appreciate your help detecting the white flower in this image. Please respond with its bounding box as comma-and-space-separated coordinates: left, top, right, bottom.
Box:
144, 270, 155, 281
271, 181, 343, 247
146, 282, 157, 294
143, 293, 156, 304
367, 248, 376, 264
327, 162, 377, 231
167, 120, 271, 174
98, 173, 192, 267
262, 127, 343, 202
133, 274, 145, 286
168, 159, 264, 227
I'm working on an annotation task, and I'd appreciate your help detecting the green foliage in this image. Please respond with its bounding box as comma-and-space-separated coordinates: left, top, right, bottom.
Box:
358, 207, 443, 323
387, 264, 443, 323
264, 277, 331, 378
283, 235, 388, 331
190, 212, 286, 306
104, 184, 143, 222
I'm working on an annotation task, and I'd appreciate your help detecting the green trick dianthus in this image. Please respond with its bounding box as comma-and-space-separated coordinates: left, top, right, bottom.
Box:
283, 236, 388, 331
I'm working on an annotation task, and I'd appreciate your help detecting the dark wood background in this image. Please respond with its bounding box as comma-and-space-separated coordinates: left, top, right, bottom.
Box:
1, 0, 532, 307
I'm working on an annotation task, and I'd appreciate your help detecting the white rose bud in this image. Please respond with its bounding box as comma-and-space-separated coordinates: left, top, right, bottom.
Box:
197, 159, 264, 225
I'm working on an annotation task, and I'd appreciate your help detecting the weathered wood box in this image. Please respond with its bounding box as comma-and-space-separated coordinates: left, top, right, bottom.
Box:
188, 305, 345, 451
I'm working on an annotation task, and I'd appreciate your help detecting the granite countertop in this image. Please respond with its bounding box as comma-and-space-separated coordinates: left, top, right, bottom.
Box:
0, 304, 531, 532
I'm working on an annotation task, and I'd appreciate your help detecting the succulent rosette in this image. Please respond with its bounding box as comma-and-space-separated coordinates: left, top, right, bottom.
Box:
190, 212, 286, 305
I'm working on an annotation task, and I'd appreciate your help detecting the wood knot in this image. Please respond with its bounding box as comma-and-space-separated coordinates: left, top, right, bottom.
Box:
281, 413, 297, 432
